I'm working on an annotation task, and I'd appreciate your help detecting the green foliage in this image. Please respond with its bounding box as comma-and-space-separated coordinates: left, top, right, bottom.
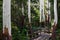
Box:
0, 0, 60, 40
0, 0, 2, 30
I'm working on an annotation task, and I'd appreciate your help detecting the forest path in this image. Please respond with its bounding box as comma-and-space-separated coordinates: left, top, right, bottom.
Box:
33, 32, 51, 40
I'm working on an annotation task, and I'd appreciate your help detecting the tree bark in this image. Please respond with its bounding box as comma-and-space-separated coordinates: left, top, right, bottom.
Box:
52, 0, 58, 40
28, 0, 31, 23
39, 0, 45, 22
3, 0, 12, 40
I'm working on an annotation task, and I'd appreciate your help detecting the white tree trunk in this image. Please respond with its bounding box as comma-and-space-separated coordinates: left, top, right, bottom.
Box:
39, 0, 45, 22
22, 3, 24, 15
51, 0, 58, 40
54, 0, 58, 24
3, 0, 11, 36
46, 0, 49, 21
48, 2, 51, 22
48, 2, 51, 15
28, 0, 31, 23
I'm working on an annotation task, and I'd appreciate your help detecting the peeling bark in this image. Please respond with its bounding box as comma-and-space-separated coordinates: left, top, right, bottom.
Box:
2, 27, 12, 40
3, 0, 12, 40
51, 0, 58, 40
51, 23, 57, 40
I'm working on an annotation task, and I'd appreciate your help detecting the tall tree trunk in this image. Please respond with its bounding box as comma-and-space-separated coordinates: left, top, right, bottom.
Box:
39, 0, 45, 22
22, 2, 24, 16
45, 0, 49, 22
28, 0, 32, 39
48, 2, 51, 22
28, 0, 31, 23
3, 0, 12, 40
52, 0, 58, 40
47, 0, 51, 23
39, 0, 45, 28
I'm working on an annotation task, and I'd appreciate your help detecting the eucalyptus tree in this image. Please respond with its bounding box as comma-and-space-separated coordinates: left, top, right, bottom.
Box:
3, 0, 12, 40
51, 0, 58, 40
39, 0, 45, 23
